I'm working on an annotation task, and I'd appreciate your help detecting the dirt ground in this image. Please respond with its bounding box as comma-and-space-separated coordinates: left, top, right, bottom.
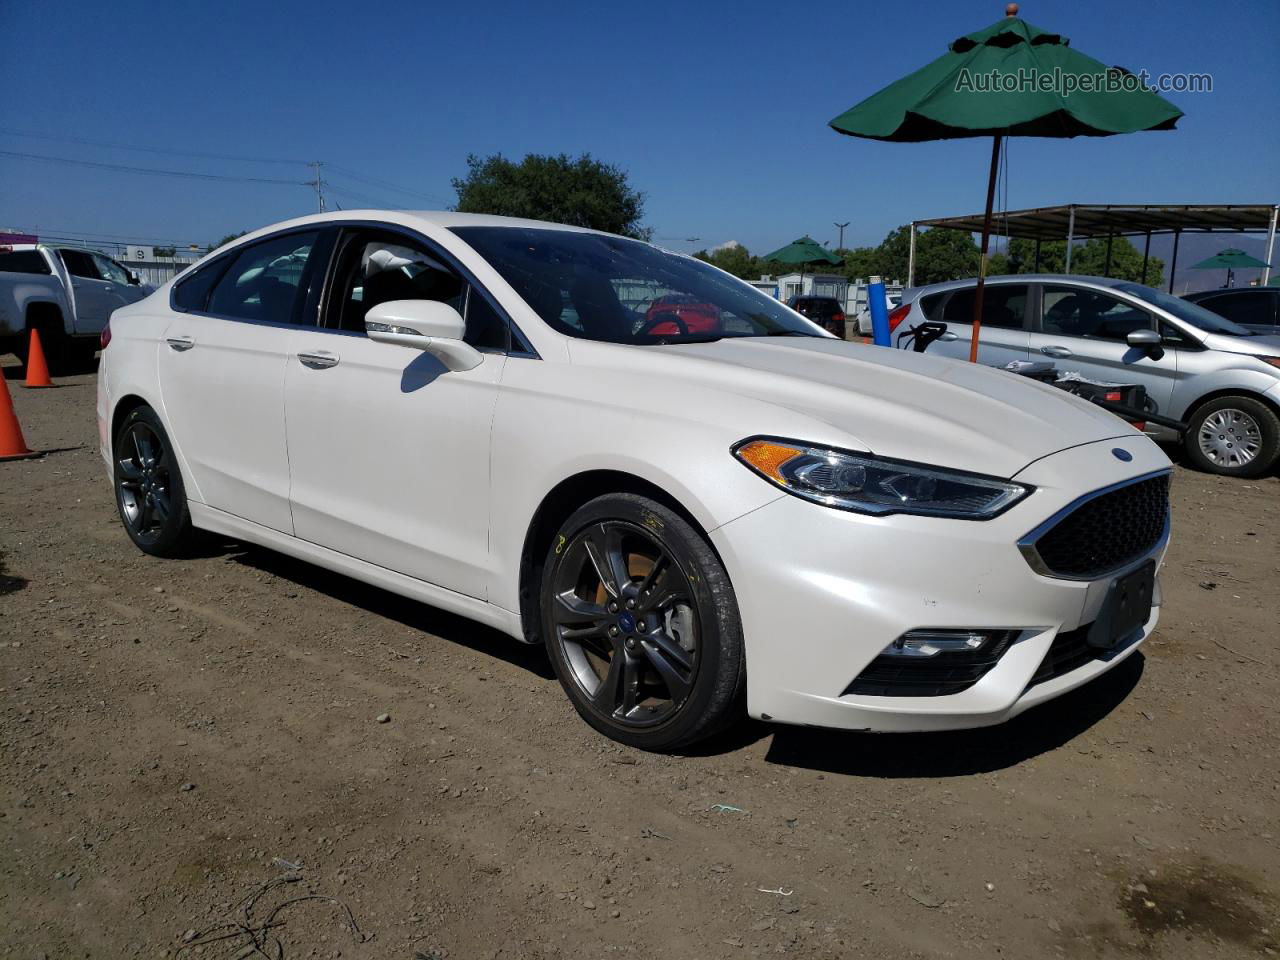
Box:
2, 362, 1278, 960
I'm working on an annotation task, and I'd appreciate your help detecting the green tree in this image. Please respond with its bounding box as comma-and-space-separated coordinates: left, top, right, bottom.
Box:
452, 152, 650, 240
206, 231, 247, 254
993, 236, 1162, 285
877, 226, 980, 285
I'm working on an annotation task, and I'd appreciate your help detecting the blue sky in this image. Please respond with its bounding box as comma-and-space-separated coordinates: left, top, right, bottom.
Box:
1, 0, 1276, 255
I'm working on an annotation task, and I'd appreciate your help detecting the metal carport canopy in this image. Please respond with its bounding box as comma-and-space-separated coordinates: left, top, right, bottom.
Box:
906, 202, 1279, 292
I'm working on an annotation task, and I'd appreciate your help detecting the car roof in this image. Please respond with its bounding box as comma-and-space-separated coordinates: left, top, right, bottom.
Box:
1184, 287, 1274, 300
905, 274, 1141, 299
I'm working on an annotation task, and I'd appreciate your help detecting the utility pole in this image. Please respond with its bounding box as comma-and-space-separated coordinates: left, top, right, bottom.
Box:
834, 221, 850, 251
308, 161, 326, 212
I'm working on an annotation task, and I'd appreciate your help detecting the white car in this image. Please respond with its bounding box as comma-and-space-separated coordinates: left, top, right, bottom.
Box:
97, 211, 1172, 750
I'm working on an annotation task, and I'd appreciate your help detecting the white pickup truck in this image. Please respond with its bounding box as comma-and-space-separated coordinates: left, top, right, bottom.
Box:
0, 244, 148, 372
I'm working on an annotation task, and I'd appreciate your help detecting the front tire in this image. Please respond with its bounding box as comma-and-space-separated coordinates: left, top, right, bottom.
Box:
1183, 395, 1280, 477
113, 406, 195, 557
541, 494, 745, 751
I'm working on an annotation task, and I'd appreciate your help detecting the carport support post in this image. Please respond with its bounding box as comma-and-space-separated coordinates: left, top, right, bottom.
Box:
1264, 205, 1278, 286
1063, 206, 1075, 275
1141, 231, 1152, 285
1104, 234, 1114, 278
1033, 238, 1042, 272
1168, 230, 1181, 294
907, 223, 917, 288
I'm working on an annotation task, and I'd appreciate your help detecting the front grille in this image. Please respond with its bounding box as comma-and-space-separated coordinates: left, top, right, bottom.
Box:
1024, 474, 1169, 579
842, 632, 1017, 698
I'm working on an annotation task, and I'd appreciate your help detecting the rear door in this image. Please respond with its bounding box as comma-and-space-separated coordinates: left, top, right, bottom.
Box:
91, 253, 146, 312
1027, 283, 1178, 415
158, 228, 327, 533
58, 249, 113, 335
924, 282, 1032, 365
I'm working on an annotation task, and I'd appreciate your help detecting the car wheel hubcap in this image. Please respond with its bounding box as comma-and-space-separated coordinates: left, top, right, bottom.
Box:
1198, 409, 1261, 467
116, 422, 173, 539
550, 521, 699, 727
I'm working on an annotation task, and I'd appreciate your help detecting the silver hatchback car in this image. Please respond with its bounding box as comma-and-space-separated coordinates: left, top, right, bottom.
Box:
891, 275, 1280, 477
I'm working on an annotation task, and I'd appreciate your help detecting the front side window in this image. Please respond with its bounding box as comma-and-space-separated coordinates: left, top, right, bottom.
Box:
93, 254, 129, 286
1114, 282, 1254, 337
453, 227, 825, 344
940, 284, 1028, 329
325, 230, 511, 351
206, 231, 319, 324
1041, 285, 1153, 340
59, 249, 100, 280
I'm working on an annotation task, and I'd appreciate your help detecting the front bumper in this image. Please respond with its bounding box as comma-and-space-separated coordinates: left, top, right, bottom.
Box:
710, 434, 1170, 732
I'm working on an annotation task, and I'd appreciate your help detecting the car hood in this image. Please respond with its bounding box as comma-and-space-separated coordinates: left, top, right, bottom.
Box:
574, 337, 1145, 479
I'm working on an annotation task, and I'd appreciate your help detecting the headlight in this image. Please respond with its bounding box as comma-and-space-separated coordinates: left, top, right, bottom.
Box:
732, 438, 1031, 519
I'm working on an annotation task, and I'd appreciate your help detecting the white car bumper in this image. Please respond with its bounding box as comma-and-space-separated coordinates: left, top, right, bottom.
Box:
711, 434, 1170, 732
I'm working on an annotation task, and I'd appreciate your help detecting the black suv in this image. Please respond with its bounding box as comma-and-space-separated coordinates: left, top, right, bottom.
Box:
786, 296, 846, 337
1183, 287, 1279, 334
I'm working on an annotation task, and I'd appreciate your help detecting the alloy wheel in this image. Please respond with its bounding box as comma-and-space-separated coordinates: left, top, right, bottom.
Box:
549, 521, 699, 727
116, 421, 174, 540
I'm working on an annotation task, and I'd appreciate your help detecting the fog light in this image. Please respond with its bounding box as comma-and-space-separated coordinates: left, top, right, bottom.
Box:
881, 629, 992, 658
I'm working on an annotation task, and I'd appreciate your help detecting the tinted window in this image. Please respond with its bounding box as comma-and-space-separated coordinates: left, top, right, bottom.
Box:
1193, 292, 1273, 327
59, 249, 100, 280
0, 250, 51, 274
453, 226, 823, 344
1042, 285, 1152, 340
207, 231, 318, 324
918, 292, 947, 321
173, 260, 227, 312
940, 284, 1028, 329
1114, 282, 1253, 336
327, 230, 509, 350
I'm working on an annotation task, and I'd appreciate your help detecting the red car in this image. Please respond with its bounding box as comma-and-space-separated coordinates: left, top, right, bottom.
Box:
644, 294, 721, 335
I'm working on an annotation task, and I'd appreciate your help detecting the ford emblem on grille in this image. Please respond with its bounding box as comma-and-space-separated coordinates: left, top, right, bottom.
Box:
1112, 448, 1133, 462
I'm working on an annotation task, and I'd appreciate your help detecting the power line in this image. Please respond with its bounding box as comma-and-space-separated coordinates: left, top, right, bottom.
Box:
326, 163, 449, 205
0, 149, 310, 185
0, 127, 308, 165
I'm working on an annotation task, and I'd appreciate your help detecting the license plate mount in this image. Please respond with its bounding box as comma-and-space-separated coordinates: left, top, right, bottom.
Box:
1087, 561, 1155, 650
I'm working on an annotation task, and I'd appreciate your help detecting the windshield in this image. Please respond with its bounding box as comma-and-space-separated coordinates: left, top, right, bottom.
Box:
452, 227, 826, 344
1114, 282, 1256, 337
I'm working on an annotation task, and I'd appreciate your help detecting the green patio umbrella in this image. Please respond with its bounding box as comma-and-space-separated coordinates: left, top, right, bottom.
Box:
830, 3, 1182, 361
1189, 248, 1271, 288
762, 236, 844, 297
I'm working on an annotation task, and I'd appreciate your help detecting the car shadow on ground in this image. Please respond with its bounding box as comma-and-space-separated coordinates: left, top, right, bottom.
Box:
753, 653, 1145, 778
219, 540, 556, 680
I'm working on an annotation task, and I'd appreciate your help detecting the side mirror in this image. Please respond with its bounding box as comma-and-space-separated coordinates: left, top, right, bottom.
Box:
128, 271, 141, 285
364, 300, 482, 371
1127, 328, 1164, 358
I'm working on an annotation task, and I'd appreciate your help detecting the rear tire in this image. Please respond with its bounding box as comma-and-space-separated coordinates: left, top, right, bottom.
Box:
113, 405, 195, 557
541, 493, 745, 751
1183, 395, 1280, 477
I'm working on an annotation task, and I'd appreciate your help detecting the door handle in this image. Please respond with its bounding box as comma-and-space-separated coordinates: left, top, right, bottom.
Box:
166, 336, 195, 352
937, 331, 959, 342
297, 350, 339, 369
1041, 345, 1073, 358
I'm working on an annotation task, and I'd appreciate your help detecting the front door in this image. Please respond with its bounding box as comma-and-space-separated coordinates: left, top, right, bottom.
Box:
157, 229, 324, 533
58, 249, 113, 335
284, 227, 510, 599
1027, 283, 1178, 415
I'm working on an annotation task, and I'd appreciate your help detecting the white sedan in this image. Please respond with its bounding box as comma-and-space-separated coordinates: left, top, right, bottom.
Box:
97, 211, 1172, 750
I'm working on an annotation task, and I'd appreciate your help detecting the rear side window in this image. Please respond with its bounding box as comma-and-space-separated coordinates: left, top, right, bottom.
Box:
918, 292, 946, 320
59, 249, 100, 279
206, 231, 319, 324
0, 250, 51, 274
172, 260, 226, 312
939, 284, 1028, 329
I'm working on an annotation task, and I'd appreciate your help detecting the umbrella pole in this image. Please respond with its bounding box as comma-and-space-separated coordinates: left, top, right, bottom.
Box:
968, 134, 1003, 363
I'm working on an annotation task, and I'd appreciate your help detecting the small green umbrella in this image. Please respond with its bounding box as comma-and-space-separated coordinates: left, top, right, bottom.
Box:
830, 3, 1182, 360
762, 236, 844, 297
1189, 247, 1271, 288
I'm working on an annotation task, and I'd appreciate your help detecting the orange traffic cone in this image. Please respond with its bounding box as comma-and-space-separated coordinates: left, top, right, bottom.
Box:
0, 365, 39, 460
23, 328, 55, 388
